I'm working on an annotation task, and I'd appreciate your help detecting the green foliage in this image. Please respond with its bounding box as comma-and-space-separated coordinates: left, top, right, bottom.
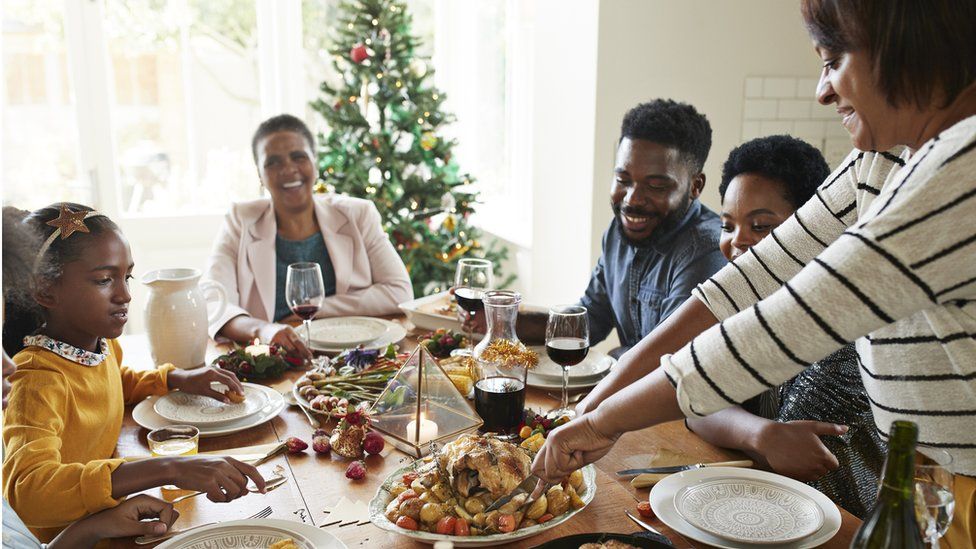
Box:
310, 0, 513, 296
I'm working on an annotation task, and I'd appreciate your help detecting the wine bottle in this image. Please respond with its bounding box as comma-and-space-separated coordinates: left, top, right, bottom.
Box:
851, 420, 924, 548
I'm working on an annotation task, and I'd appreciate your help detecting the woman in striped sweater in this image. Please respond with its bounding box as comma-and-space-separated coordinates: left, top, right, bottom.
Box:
536, 0, 976, 544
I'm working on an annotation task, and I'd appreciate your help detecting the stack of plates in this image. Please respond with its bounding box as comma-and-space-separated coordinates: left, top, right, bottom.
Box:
307, 316, 407, 353
649, 467, 842, 548
133, 383, 285, 438
526, 347, 615, 390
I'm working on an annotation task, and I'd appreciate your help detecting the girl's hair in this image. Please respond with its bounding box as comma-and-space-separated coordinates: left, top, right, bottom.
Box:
2, 203, 119, 356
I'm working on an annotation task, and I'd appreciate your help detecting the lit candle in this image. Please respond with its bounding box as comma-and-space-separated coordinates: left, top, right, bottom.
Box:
245, 338, 271, 357
406, 413, 439, 444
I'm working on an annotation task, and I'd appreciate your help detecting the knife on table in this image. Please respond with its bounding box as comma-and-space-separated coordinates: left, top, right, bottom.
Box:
616, 459, 753, 477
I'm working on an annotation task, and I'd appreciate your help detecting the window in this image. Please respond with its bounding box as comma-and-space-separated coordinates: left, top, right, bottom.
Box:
2, 1, 89, 210
4, 0, 526, 232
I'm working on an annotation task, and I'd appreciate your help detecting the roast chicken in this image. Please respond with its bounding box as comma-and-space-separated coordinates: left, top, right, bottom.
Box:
438, 434, 532, 498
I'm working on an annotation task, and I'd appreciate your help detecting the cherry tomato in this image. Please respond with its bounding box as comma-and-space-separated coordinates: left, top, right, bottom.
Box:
498, 514, 517, 533
396, 516, 419, 530
396, 489, 418, 503
537, 513, 554, 523
402, 472, 419, 485
454, 517, 470, 536
435, 516, 457, 535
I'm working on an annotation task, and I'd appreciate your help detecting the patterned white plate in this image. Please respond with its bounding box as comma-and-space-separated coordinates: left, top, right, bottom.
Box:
675, 477, 824, 544
310, 316, 389, 347
650, 467, 841, 549
153, 384, 269, 426
133, 386, 285, 438
156, 518, 346, 548
370, 462, 597, 547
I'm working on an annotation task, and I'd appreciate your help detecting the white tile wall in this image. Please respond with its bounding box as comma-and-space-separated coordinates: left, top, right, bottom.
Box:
741, 75, 851, 167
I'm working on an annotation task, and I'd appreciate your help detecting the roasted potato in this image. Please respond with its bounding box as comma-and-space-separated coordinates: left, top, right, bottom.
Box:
472, 512, 487, 527
568, 469, 583, 491
398, 498, 424, 520
385, 499, 400, 521
498, 493, 527, 515
485, 510, 501, 530
546, 486, 570, 516
430, 482, 452, 503
525, 494, 548, 520
566, 483, 584, 509
419, 502, 445, 524
410, 478, 427, 495
389, 484, 408, 498
463, 497, 485, 515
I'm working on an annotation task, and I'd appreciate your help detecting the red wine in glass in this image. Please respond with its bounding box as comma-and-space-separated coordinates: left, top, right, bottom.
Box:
454, 287, 485, 314
474, 376, 526, 434
546, 337, 589, 367
291, 304, 320, 320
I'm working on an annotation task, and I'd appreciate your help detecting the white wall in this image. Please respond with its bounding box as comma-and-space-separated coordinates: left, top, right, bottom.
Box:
588, 0, 822, 263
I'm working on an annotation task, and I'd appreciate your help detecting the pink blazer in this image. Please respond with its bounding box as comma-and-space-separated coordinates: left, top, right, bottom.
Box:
204, 194, 413, 339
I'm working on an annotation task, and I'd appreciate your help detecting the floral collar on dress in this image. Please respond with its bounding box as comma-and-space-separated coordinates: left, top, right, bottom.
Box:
22, 334, 109, 367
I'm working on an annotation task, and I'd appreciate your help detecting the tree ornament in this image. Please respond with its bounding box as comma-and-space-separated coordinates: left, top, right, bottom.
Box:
442, 214, 457, 233
420, 131, 437, 151
350, 43, 371, 64
409, 58, 427, 77
440, 191, 456, 212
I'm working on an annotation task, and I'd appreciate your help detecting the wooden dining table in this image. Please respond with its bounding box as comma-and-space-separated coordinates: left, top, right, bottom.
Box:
109, 316, 860, 548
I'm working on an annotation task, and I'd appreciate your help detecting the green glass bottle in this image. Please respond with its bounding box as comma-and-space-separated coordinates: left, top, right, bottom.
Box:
851, 420, 924, 548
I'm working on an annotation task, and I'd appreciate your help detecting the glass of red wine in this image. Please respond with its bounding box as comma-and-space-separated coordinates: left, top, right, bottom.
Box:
545, 305, 589, 418
286, 262, 325, 353
453, 258, 493, 354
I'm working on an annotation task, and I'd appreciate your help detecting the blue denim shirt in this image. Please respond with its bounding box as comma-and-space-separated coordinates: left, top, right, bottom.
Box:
580, 200, 726, 355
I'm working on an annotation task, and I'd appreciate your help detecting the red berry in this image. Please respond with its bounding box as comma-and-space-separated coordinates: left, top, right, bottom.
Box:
362, 431, 385, 455
345, 460, 367, 480
312, 436, 331, 454
217, 359, 226, 367
312, 428, 329, 438
240, 363, 253, 374
285, 437, 308, 453
637, 501, 654, 518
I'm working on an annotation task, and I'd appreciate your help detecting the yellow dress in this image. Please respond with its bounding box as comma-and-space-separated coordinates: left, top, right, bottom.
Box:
2, 336, 173, 542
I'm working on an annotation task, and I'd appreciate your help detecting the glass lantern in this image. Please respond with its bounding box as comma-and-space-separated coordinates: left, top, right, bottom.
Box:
369, 344, 483, 457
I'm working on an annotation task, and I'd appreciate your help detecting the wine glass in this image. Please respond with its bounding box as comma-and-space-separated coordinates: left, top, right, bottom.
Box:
286, 262, 325, 353
545, 305, 589, 419
914, 446, 955, 545
453, 258, 493, 354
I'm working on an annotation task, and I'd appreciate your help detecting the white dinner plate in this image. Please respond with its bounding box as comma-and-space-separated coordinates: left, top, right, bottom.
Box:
134, 385, 285, 438
153, 384, 269, 426
675, 476, 824, 544
528, 346, 614, 381
309, 316, 389, 347
156, 518, 346, 548
650, 467, 842, 549
398, 291, 462, 332
370, 461, 597, 547
308, 318, 407, 353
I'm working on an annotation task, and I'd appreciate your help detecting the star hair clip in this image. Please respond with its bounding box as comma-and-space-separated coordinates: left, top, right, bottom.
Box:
33, 205, 105, 272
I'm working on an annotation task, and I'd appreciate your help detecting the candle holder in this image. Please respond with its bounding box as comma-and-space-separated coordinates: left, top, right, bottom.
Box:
368, 345, 483, 457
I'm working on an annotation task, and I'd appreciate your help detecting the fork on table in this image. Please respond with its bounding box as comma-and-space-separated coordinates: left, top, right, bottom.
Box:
135, 505, 273, 545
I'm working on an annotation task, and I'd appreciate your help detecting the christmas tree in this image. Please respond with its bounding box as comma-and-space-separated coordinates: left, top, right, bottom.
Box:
310, 0, 513, 297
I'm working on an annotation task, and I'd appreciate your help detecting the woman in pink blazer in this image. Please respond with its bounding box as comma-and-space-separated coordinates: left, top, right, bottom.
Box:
204, 114, 413, 357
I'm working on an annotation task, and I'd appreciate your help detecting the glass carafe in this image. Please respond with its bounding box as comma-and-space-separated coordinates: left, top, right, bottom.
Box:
472, 290, 529, 435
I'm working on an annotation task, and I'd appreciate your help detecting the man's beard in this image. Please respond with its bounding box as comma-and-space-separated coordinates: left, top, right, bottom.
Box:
612, 193, 692, 248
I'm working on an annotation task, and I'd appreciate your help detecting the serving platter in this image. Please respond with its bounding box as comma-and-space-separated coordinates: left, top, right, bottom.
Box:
369, 462, 597, 547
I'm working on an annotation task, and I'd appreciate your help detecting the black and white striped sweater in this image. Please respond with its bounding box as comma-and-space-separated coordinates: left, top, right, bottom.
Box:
662, 115, 976, 475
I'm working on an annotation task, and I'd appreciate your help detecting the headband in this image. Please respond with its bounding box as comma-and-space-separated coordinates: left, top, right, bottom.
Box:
33, 205, 106, 273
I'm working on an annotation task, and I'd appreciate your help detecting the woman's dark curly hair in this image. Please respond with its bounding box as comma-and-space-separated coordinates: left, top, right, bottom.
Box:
2, 203, 119, 355
718, 135, 830, 209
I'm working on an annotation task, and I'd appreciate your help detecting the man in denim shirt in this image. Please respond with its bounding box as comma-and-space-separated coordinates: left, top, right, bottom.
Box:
466, 100, 725, 356
581, 99, 726, 355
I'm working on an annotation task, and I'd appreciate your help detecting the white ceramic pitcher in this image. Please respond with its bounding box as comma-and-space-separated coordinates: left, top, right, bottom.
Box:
142, 268, 227, 369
